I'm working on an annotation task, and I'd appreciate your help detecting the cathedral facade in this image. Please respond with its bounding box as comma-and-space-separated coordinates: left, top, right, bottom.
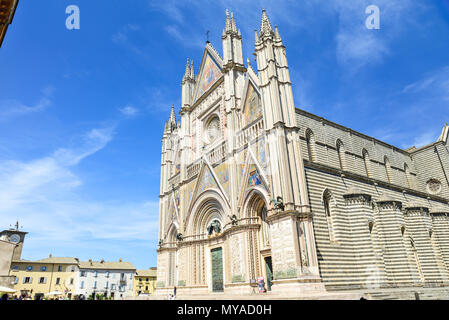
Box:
156, 9, 449, 296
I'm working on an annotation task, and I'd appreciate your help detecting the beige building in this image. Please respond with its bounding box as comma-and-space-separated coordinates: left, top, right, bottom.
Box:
0, 224, 27, 289
10, 255, 79, 299
156, 9, 449, 297
134, 268, 157, 296
0, 240, 16, 288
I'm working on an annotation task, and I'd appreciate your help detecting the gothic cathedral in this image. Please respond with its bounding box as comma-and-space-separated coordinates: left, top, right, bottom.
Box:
157, 9, 449, 296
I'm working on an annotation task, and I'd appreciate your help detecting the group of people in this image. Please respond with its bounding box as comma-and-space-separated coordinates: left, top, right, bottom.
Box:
1, 293, 32, 300
0, 293, 69, 300
167, 286, 177, 300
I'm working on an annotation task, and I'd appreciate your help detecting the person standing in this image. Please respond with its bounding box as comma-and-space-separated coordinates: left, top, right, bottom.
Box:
174, 286, 177, 298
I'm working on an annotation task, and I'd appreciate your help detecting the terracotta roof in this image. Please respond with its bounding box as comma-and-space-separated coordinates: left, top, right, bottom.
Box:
79, 260, 136, 270
135, 269, 157, 277
12, 257, 78, 264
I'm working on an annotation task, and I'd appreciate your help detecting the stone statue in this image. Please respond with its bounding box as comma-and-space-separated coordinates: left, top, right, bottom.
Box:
229, 214, 238, 226
207, 220, 222, 235
270, 196, 285, 211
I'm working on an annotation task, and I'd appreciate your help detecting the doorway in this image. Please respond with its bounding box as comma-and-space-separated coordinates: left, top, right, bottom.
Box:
264, 256, 273, 291
211, 247, 224, 292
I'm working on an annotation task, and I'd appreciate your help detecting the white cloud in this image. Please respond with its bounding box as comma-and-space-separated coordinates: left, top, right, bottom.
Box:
119, 105, 139, 117
148, 0, 185, 24
0, 125, 159, 253
410, 131, 439, 148
402, 66, 449, 101
164, 24, 204, 48
0, 86, 54, 119
333, 0, 421, 71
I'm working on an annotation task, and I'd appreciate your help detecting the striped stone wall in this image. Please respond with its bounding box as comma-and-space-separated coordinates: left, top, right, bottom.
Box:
305, 166, 449, 291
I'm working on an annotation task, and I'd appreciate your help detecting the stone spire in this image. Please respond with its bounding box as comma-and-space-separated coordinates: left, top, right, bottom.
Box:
223, 9, 239, 36
260, 8, 274, 37
222, 9, 243, 67
169, 104, 176, 130
182, 58, 191, 82
274, 25, 282, 41
231, 12, 237, 33
225, 9, 232, 33
190, 60, 194, 79
438, 123, 449, 143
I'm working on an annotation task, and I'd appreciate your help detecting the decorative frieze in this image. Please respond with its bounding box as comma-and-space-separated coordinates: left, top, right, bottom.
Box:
376, 194, 403, 211
343, 186, 372, 205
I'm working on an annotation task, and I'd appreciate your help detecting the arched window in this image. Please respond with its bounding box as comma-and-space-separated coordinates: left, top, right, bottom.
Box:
323, 190, 336, 242
384, 156, 392, 183
368, 221, 374, 234
305, 129, 315, 162
362, 149, 371, 178
336, 139, 345, 171
404, 163, 412, 188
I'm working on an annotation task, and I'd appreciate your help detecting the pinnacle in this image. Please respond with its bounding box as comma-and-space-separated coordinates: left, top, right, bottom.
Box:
183, 58, 190, 80
260, 8, 274, 37
169, 104, 176, 126
224, 9, 238, 35
190, 60, 194, 79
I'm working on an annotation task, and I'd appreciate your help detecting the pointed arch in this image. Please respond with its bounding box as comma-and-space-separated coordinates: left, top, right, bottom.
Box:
305, 128, 316, 162
384, 156, 392, 183
242, 187, 271, 248
186, 189, 228, 236
404, 163, 412, 188
322, 189, 336, 242
336, 139, 345, 171
362, 149, 371, 178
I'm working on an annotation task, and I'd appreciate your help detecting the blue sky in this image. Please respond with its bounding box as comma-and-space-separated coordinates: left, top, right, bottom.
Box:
0, 0, 448, 269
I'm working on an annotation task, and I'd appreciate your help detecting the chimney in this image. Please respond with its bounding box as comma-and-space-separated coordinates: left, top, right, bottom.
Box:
101, 259, 105, 263
49, 253, 52, 258
119, 258, 123, 262
89, 259, 92, 265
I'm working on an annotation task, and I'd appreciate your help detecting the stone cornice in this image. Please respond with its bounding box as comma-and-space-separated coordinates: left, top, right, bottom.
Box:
296, 108, 412, 156
221, 62, 246, 74
304, 160, 449, 205
158, 222, 261, 251
343, 187, 372, 205
404, 204, 430, 215
266, 210, 312, 223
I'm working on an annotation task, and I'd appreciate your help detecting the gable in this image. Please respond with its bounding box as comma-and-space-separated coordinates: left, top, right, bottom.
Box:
196, 163, 219, 196
194, 52, 222, 101
237, 146, 271, 211
242, 81, 262, 127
